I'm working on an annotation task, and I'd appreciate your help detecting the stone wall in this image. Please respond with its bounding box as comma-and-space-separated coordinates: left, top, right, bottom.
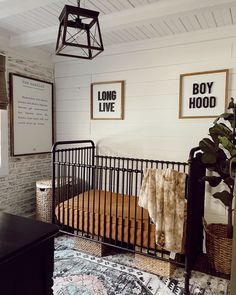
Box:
0, 51, 53, 217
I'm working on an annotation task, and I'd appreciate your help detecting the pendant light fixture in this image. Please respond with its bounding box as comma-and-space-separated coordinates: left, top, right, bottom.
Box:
55, 0, 104, 59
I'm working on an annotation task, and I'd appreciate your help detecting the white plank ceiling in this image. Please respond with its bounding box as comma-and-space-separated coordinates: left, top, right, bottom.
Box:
0, 0, 236, 55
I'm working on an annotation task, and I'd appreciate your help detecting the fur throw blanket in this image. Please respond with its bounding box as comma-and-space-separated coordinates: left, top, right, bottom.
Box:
138, 168, 186, 253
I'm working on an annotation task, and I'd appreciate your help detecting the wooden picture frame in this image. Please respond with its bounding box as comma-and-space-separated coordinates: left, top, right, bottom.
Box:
91, 80, 124, 120
9, 73, 54, 156
179, 69, 229, 119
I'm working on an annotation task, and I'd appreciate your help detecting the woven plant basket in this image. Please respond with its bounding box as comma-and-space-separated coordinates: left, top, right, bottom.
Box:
203, 218, 232, 274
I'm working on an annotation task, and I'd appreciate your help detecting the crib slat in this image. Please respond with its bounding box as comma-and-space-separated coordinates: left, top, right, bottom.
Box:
103, 157, 107, 242
62, 150, 66, 229
76, 148, 81, 235
109, 158, 113, 244
115, 158, 120, 246
81, 148, 85, 236
98, 167, 102, 241
134, 160, 138, 249
66, 149, 71, 232
121, 158, 125, 247
71, 158, 75, 233
127, 160, 133, 249
56, 152, 61, 224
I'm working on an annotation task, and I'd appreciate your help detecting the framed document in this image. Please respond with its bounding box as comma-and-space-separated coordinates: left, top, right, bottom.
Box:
91, 80, 124, 120
179, 69, 228, 118
10, 73, 54, 156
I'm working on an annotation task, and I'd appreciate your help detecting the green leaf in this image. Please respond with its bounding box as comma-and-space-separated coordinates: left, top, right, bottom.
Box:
213, 190, 233, 207
228, 97, 235, 109
218, 136, 236, 156
199, 138, 217, 153
216, 148, 227, 162
201, 176, 222, 187
209, 123, 231, 139
213, 112, 234, 124
231, 121, 236, 130
201, 153, 217, 164
223, 177, 234, 186
218, 159, 230, 176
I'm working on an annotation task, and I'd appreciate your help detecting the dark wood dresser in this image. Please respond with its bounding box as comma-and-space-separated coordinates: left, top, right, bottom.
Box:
0, 212, 58, 295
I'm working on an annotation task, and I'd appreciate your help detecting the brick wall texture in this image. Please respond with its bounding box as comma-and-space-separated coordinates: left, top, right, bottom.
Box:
0, 52, 54, 217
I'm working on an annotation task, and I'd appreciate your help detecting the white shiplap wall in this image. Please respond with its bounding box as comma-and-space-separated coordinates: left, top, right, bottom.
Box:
54, 36, 236, 224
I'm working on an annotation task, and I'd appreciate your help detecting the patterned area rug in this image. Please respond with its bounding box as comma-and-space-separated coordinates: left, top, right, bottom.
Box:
53, 235, 229, 295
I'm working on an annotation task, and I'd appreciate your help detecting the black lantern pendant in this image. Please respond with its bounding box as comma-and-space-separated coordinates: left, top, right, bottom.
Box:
55, 1, 104, 59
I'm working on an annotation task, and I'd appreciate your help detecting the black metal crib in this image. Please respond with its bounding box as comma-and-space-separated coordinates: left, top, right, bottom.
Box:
52, 140, 206, 295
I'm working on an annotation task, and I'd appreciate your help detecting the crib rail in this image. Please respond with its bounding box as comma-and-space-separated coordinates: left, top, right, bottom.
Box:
52, 140, 188, 265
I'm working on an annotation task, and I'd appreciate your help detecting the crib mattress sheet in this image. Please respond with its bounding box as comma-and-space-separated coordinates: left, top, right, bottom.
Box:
56, 189, 157, 249
56, 189, 186, 252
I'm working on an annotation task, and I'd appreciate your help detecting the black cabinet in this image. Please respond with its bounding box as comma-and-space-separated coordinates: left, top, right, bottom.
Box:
0, 212, 58, 295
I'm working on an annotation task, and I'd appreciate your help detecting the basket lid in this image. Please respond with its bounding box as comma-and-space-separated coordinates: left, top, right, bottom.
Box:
36, 178, 71, 189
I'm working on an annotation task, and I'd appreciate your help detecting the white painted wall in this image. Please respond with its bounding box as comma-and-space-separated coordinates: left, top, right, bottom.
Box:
54, 34, 236, 224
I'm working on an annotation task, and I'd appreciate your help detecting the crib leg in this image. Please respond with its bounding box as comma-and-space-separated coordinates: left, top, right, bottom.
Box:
184, 269, 190, 295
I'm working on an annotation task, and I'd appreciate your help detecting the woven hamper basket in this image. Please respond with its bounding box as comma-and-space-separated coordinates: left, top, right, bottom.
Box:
203, 219, 232, 274
36, 180, 53, 223
36, 178, 72, 223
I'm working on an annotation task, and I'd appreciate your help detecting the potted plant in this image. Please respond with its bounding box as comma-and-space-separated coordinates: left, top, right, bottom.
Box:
198, 97, 236, 274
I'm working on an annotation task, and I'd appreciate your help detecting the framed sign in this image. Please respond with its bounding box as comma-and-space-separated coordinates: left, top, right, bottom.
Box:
91, 80, 124, 120
179, 69, 229, 118
10, 73, 54, 156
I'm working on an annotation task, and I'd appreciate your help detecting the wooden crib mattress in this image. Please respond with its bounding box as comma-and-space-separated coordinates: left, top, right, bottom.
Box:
56, 189, 158, 250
